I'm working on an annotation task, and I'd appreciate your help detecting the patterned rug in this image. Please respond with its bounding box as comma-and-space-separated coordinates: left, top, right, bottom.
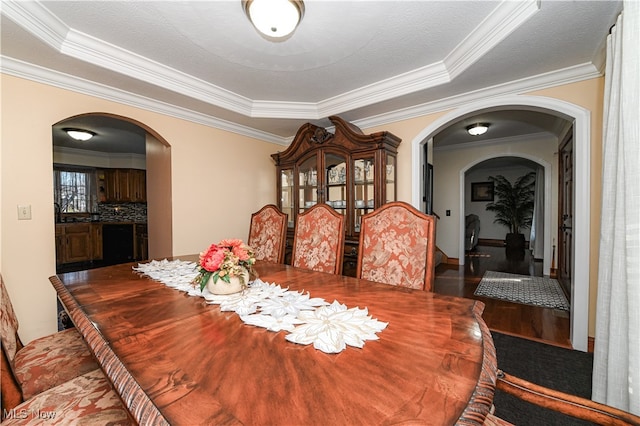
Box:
474, 271, 570, 311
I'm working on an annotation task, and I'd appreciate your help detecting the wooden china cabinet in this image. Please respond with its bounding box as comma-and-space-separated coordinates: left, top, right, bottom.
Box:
271, 116, 401, 276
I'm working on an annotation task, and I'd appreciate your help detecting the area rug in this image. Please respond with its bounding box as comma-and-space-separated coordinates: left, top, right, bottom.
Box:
474, 271, 570, 311
491, 331, 593, 425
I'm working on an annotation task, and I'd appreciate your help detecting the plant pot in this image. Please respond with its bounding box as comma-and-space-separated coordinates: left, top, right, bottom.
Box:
505, 247, 525, 261
206, 270, 249, 295
505, 233, 526, 250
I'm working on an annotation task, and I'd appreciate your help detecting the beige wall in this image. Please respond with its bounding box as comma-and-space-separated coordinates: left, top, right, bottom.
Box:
1, 74, 280, 343
1, 73, 604, 342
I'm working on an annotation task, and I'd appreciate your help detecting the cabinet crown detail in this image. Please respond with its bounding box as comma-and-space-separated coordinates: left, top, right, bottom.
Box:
271, 116, 401, 166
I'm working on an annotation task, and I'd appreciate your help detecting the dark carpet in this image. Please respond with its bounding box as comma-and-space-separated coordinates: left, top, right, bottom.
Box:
491, 331, 595, 425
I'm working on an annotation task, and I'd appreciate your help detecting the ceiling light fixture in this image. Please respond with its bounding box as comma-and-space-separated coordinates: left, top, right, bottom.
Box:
242, 0, 304, 41
63, 128, 95, 141
466, 123, 490, 136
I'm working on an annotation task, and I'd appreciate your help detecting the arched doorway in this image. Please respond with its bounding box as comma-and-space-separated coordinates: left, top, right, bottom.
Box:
462, 154, 549, 262
52, 113, 173, 262
410, 95, 590, 352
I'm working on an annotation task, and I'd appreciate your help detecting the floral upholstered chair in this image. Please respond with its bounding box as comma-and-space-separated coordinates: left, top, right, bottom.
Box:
1, 369, 133, 424
292, 204, 345, 274
248, 204, 287, 263
0, 275, 99, 405
357, 201, 436, 291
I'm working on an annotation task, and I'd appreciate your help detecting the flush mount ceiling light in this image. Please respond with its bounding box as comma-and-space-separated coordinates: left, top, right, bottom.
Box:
466, 123, 490, 136
63, 128, 96, 141
242, 0, 305, 41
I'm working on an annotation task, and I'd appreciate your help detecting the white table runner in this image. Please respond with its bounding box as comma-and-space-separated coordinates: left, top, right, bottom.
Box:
133, 259, 387, 353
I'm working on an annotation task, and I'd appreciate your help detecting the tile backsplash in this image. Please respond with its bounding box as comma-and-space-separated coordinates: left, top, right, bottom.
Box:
98, 203, 147, 223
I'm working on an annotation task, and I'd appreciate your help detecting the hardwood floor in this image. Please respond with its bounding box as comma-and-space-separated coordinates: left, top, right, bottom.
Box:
433, 245, 572, 349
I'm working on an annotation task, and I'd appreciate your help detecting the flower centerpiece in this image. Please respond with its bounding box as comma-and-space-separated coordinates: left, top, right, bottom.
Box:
192, 239, 256, 294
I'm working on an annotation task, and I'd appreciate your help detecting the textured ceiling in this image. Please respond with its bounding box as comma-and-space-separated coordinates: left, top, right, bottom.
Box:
1, 0, 622, 151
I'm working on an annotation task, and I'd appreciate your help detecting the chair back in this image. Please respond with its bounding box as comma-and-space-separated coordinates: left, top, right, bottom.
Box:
0, 275, 21, 362
248, 204, 287, 264
495, 370, 640, 425
357, 201, 436, 291
292, 204, 345, 274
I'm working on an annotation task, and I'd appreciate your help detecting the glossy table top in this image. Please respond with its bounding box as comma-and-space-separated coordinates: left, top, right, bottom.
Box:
51, 257, 497, 425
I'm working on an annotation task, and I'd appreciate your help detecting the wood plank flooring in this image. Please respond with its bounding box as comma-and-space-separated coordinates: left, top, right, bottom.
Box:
433, 245, 572, 349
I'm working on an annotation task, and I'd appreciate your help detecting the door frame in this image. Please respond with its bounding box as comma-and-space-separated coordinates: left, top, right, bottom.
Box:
410, 95, 590, 352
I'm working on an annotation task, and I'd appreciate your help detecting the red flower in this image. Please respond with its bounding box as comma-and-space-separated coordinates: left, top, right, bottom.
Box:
232, 245, 250, 261
199, 244, 227, 272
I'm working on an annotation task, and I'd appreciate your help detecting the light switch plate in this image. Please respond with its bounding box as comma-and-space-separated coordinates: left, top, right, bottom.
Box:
18, 205, 32, 220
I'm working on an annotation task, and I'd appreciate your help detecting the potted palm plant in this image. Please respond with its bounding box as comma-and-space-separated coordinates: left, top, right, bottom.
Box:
485, 171, 536, 250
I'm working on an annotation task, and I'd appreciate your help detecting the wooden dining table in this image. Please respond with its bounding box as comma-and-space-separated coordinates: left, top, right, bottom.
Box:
50, 256, 497, 425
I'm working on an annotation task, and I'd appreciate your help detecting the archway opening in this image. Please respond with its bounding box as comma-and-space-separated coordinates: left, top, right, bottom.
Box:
410, 95, 590, 351
52, 113, 173, 270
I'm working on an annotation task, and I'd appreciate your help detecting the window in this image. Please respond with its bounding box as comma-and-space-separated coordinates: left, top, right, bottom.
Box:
53, 167, 97, 213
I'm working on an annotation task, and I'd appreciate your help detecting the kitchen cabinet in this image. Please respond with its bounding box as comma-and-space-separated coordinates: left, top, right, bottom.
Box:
104, 168, 131, 202
56, 223, 91, 264
56, 223, 103, 266
103, 168, 146, 202
271, 116, 401, 275
129, 169, 146, 202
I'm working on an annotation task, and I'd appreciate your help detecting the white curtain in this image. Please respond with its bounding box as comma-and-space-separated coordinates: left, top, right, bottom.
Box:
529, 166, 544, 260
592, 2, 640, 416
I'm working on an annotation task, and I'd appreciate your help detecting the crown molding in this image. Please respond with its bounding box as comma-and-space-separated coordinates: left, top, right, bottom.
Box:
1, 56, 290, 146
54, 145, 145, 161
352, 62, 601, 132
54, 146, 115, 159
444, 0, 539, 79
1, 0, 67, 49
3, 0, 540, 121
317, 62, 451, 118
1, 53, 600, 147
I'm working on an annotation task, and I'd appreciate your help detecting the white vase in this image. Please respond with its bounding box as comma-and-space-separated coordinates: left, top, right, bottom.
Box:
206, 270, 249, 295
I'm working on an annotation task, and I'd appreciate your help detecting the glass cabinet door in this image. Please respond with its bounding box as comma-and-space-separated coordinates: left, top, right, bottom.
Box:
324, 153, 347, 216
298, 155, 318, 215
280, 168, 294, 228
353, 157, 375, 233
386, 154, 396, 204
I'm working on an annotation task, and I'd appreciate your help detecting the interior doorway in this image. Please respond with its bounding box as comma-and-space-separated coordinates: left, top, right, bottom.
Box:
52, 113, 173, 263
463, 156, 544, 260
410, 95, 590, 351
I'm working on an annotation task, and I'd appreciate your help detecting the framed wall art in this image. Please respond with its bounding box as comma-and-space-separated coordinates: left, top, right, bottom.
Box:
471, 181, 494, 202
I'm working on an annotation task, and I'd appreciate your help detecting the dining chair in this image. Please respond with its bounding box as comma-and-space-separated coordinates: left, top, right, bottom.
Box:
0, 367, 133, 424
357, 201, 436, 291
484, 369, 640, 425
291, 203, 345, 274
247, 204, 288, 264
0, 275, 99, 405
